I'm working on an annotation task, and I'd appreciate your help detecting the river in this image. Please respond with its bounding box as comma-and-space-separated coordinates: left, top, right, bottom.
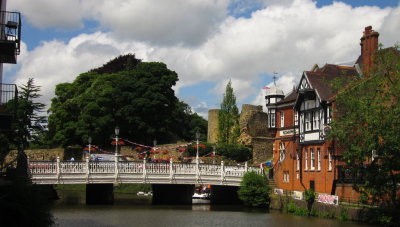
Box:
53, 190, 376, 227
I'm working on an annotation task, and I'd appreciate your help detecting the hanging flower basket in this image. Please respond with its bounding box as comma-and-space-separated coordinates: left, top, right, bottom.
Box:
111, 141, 125, 145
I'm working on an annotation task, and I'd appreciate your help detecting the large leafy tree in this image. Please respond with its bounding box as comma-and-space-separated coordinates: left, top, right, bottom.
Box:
218, 80, 240, 144
48, 54, 207, 147
331, 46, 400, 211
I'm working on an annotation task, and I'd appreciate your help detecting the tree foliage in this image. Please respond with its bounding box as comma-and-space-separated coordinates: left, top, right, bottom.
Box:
217, 143, 252, 162
218, 80, 240, 144
238, 171, 271, 207
14, 78, 46, 151
331, 45, 400, 211
48, 55, 207, 147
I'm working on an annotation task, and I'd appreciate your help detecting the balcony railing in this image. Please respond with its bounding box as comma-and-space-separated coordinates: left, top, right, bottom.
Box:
0, 83, 18, 106
0, 83, 18, 130
0, 11, 21, 63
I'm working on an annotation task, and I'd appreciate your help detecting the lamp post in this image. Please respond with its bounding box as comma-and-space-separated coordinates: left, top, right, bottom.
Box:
88, 136, 92, 156
115, 126, 120, 156
212, 145, 216, 165
196, 131, 200, 164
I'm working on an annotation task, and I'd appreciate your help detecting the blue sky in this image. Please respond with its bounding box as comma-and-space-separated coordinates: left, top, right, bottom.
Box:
4, 0, 400, 118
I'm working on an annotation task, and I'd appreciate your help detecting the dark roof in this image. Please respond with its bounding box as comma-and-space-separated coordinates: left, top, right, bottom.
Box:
306, 64, 359, 101
277, 90, 297, 105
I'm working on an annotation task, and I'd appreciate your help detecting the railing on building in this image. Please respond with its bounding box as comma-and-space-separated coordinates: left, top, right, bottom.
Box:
0, 83, 18, 131
29, 158, 263, 186
0, 11, 21, 63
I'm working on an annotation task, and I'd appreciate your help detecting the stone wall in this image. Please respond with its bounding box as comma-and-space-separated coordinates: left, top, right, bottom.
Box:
251, 137, 273, 164
207, 109, 220, 143
238, 104, 273, 164
206, 104, 274, 164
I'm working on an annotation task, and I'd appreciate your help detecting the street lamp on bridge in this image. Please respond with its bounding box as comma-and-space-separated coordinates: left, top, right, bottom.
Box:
196, 130, 200, 164
115, 126, 120, 156
88, 136, 92, 156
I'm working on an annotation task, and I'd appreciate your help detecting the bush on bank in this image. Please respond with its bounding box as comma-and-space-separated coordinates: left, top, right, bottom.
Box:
238, 171, 271, 207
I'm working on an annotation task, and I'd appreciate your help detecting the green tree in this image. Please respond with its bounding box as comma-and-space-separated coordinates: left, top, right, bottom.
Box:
331, 45, 400, 213
14, 78, 46, 152
238, 171, 271, 207
48, 54, 207, 148
218, 80, 240, 144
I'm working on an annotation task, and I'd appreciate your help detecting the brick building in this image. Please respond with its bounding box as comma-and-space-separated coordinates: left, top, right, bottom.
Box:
269, 26, 380, 201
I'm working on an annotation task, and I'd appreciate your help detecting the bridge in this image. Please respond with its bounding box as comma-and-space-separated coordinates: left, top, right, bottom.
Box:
29, 157, 263, 187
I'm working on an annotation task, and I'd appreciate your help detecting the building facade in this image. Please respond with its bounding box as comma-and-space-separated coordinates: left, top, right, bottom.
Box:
269, 26, 380, 201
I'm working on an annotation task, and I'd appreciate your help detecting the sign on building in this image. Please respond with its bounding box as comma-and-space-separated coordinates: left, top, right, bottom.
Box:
292, 191, 303, 200
317, 193, 339, 205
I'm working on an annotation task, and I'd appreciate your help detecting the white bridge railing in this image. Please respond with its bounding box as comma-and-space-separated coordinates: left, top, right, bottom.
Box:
29, 157, 263, 186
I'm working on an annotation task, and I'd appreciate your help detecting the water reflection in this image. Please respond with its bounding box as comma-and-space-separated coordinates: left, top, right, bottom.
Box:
53, 191, 376, 227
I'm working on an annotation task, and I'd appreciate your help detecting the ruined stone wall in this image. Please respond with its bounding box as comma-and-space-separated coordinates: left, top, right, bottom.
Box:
239, 104, 263, 133
251, 137, 273, 164
207, 104, 274, 164
238, 104, 273, 164
207, 109, 220, 143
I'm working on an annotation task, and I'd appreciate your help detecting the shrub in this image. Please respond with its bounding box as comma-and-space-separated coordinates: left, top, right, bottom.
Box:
338, 208, 349, 221
294, 207, 309, 216
238, 171, 271, 207
287, 202, 297, 213
187, 142, 213, 157
217, 143, 252, 162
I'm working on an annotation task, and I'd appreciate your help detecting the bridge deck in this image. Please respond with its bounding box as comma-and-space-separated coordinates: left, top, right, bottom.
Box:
29, 159, 262, 186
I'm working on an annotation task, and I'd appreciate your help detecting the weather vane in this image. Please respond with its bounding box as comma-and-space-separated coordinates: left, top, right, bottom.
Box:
273, 71, 278, 86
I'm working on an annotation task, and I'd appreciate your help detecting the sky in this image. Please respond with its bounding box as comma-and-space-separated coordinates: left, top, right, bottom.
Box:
3, 0, 400, 119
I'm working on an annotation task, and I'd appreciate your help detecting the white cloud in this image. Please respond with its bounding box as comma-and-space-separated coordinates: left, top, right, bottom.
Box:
193, 101, 210, 119
8, 0, 85, 29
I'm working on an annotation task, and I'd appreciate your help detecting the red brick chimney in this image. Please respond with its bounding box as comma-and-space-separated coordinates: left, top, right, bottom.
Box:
360, 26, 379, 73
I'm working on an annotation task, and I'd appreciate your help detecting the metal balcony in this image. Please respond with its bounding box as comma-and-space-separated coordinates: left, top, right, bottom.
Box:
0, 11, 21, 64
0, 83, 18, 131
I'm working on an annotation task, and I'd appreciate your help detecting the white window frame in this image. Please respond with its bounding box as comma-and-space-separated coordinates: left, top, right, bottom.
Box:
279, 142, 285, 162
317, 148, 321, 170
313, 111, 320, 130
280, 111, 285, 128
304, 150, 308, 170
310, 148, 315, 170
328, 151, 332, 171
327, 105, 332, 124
283, 171, 290, 183
269, 109, 276, 128
296, 153, 300, 171
294, 111, 299, 126
305, 112, 311, 131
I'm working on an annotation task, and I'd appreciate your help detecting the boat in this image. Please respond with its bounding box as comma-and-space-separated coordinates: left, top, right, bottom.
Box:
192, 193, 210, 199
